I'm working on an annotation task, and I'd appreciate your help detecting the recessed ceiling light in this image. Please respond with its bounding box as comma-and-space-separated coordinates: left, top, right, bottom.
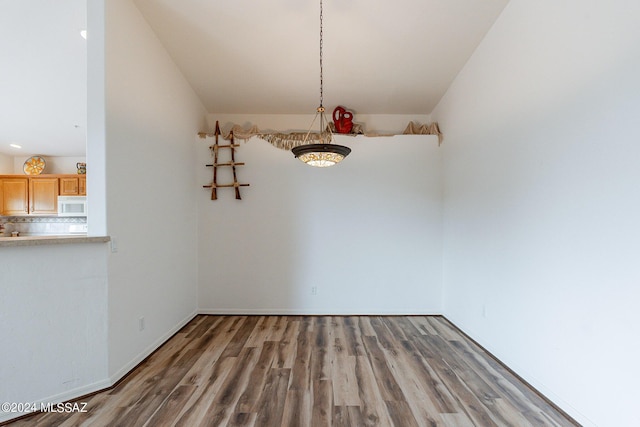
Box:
10, 143, 22, 149
80, 30, 87, 40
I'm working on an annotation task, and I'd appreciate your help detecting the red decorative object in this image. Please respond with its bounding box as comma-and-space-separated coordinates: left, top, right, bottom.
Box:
332, 106, 354, 134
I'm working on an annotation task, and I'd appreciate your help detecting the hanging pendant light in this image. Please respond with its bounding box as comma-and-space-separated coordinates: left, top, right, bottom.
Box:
291, 0, 351, 168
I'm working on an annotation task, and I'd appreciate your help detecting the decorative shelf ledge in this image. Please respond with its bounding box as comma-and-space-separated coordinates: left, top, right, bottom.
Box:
198, 120, 442, 149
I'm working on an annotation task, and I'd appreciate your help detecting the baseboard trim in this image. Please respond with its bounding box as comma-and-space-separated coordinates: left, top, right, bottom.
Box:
198, 308, 443, 316
108, 309, 198, 385
0, 379, 111, 424
0, 310, 198, 426
2, 313, 581, 427
441, 316, 585, 427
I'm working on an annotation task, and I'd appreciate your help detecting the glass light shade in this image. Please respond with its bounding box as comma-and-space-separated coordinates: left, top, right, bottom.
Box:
291, 143, 351, 168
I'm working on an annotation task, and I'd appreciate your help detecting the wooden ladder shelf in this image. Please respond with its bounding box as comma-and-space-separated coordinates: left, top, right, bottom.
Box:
202, 121, 249, 200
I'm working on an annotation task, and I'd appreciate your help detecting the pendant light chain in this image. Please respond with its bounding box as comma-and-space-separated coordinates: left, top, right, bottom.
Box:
291, 0, 351, 167
319, 0, 324, 109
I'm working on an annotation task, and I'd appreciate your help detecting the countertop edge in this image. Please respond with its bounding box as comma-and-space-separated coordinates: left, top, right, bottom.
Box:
0, 235, 111, 248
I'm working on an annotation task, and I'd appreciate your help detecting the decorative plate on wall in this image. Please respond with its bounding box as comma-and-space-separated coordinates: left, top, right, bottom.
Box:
23, 156, 46, 175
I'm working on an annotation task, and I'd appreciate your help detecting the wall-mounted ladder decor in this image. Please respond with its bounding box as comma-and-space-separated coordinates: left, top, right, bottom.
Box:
202, 121, 249, 200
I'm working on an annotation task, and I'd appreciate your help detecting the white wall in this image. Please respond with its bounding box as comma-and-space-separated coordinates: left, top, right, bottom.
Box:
12, 156, 87, 174
0, 153, 11, 174
104, 0, 205, 380
0, 243, 109, 423
87, 0, 107, 237
431, 1, 640, 426
11, 156, 86, 175
197, 133, 443, 314
0, 155, 85, 175
1, 1, 204, 421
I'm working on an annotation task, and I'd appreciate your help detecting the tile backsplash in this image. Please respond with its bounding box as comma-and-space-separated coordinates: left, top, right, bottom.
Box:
0, 216, 87, 236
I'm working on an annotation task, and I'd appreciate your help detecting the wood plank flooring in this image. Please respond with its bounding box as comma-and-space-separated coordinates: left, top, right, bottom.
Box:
5, 316, 579, 427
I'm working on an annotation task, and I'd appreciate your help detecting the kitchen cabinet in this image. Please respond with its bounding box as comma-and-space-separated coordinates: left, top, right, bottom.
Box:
59, 176, 86, 196
0, 178, 29, 215
29, 177, 59, 215
1, 174, 86, 216
79, 176, 86, 195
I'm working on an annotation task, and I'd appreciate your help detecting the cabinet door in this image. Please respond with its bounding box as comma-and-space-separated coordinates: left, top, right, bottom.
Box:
79, 176, 86, 196
0, 178, 29, 215
29, 178, 59, 215
59, 177, 79, 195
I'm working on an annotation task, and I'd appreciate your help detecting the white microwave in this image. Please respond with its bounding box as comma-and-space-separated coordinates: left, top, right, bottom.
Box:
58, 196, 87, 217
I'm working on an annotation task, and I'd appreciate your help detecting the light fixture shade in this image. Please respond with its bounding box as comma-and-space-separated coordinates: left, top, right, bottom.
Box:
292, 143, 351, 167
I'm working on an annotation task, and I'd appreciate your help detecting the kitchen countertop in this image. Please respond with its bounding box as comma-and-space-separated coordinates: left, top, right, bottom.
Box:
0, 235, 110, 247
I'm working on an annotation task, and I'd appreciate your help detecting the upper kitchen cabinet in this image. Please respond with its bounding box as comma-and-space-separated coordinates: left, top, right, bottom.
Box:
29, 177, 59, 215
59, 176, 86, 196
1, 175, 87, 216
79, 176, 86, 196
0, 177, 29, 215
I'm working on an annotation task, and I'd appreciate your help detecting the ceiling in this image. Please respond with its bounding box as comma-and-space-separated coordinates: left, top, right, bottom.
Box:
0, 0, 509, 156
0, 0, 87, 156
134, 0, 510, 114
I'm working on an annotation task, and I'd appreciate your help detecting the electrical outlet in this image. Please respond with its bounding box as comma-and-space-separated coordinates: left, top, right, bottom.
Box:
482, 304, 487, 318
311, 286, 318, 296
110, 236, 118, 253
138, 316, 145, 331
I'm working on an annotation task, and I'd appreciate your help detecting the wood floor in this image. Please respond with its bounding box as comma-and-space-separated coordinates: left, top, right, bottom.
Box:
6, 316, 579, 427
